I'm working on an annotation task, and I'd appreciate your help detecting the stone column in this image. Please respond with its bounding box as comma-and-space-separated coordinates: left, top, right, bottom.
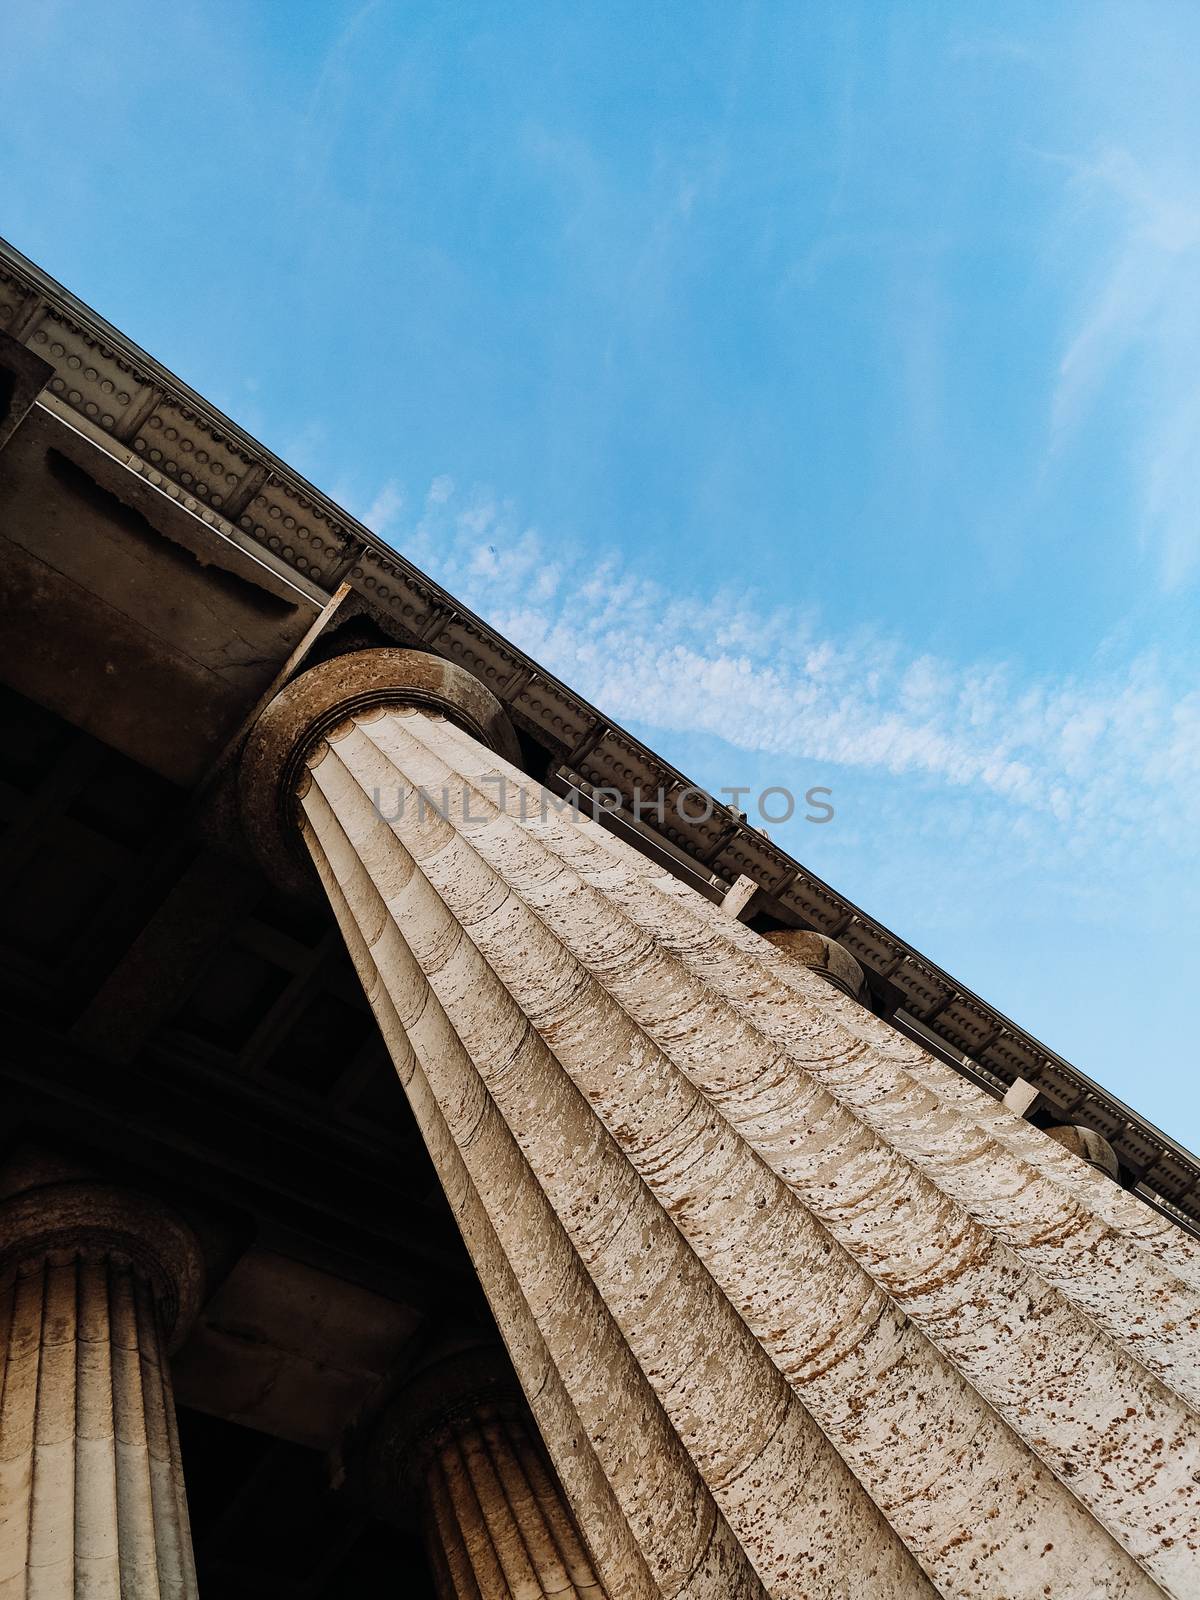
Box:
372, 1348, 607, 1599
242, 648, 1200, 1600
0, 1179, 204, 1599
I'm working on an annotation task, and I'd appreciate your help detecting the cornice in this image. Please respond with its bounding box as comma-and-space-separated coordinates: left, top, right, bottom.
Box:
2, 234, 1195, 1225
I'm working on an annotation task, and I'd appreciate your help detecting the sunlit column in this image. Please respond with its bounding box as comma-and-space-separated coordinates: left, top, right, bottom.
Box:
242, 648, 1200, 1600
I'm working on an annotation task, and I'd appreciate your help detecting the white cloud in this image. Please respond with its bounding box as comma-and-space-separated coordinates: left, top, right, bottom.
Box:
363, 477, 405, 535
392, 481, 1200, 886
1050, 147, 1200, 588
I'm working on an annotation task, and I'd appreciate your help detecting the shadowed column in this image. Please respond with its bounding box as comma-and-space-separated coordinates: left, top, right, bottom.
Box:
372, 1349, 607, 1599
0, 1179, 204, 1600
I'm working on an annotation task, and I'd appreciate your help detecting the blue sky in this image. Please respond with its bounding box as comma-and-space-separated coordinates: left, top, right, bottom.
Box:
4, 2, 1198, 1148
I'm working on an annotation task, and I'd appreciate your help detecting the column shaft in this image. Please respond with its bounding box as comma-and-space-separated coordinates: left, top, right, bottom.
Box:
0, 1189, 200, 1600
290, 700, 1200, 1599
422, 1403, 605, 1600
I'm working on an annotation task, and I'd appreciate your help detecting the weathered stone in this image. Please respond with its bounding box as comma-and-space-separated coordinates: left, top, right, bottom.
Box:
239, 649, 1200, 1598
239, 646, 524, 895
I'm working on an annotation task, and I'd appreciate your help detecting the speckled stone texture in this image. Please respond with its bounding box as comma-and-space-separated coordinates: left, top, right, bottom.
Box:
0, 1185, 202, 1599
264, 687, 1200, 1600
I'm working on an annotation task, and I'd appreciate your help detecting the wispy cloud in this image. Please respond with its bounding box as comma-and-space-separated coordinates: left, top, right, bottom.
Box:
397, 480, 1200, 890
1051, 146, 1200, 588
363, 477, 405, 535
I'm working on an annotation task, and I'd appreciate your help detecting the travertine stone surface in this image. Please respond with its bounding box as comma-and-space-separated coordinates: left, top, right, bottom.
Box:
375, 1350, 609, 1599
0, 1183, 202, 1600
245, 655, 1200, 1600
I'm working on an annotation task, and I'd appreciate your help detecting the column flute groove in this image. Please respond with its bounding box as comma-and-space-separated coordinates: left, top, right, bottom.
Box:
379, 713, 1200, 1473
411, 707, 1200, 1401
303, 773, 937, 1596
428, 709, 1200, 1289
308, 803, 775, 1600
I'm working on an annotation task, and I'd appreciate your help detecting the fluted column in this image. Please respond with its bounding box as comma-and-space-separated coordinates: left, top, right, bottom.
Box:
373, 1349, 607, 1599
242, 649, 1200, 1600
0, 1181, 204, 1599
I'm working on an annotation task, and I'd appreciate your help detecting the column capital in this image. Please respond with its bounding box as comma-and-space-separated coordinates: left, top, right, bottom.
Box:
368, 1345, 520, 1517
761, 926, 867, 1000
1045, 1123, 1121, 1180
0, 1179, 205, 1349
239, 647, 521, 891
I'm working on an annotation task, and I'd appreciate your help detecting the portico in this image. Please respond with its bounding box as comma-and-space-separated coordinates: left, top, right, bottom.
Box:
2, 236, 1199, 1597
